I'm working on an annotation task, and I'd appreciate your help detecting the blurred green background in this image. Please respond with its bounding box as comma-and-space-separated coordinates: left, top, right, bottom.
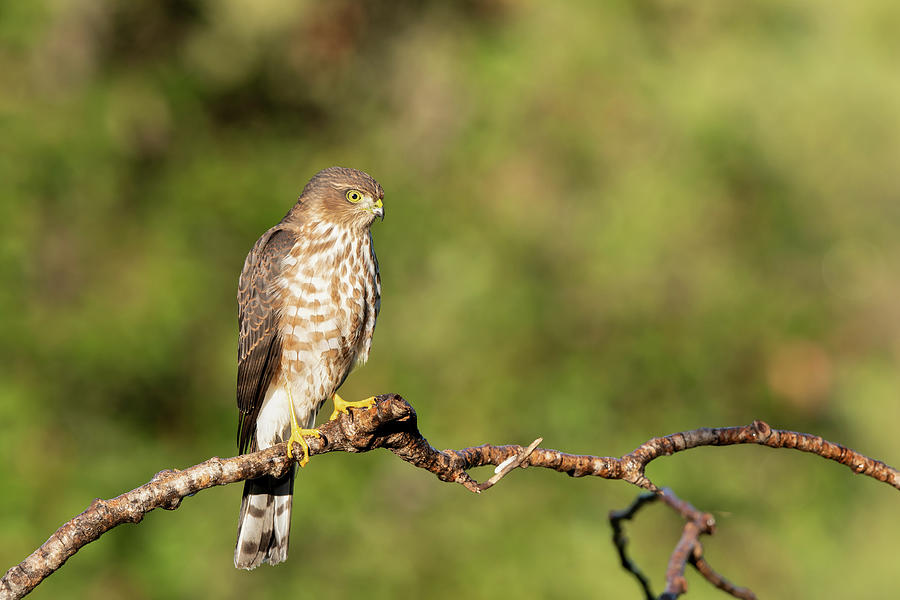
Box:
2, 0, 899, 598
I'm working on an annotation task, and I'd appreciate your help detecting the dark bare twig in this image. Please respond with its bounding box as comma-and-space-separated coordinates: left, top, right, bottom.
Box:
2, 395, 897, 599
609, 492, 658, 600
661, 521, 701, 599
690, 546, 757, 600
654, 489, 713, 599
609, 488, 748, 600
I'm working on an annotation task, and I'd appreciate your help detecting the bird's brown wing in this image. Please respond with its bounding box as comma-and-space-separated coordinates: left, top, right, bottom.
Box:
236, 227, 298, 453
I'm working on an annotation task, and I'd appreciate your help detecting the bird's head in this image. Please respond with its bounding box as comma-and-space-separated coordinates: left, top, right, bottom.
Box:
294, 166, 384, 229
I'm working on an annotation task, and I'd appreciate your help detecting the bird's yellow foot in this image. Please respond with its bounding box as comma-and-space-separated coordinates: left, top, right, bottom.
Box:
329, 393, 377, 421
286, 427, 321, 468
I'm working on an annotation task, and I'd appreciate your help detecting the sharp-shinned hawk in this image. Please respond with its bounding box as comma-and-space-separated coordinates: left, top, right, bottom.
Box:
233, 167, 384, 569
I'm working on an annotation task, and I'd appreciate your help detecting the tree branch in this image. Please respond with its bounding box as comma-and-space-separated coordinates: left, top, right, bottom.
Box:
2, 394, 897, 599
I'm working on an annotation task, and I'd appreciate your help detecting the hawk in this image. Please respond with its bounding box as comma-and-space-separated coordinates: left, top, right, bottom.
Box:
233, 167, 384, 569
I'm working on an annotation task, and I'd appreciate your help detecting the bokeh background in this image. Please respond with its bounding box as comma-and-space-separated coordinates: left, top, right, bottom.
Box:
2, 1, 899, 598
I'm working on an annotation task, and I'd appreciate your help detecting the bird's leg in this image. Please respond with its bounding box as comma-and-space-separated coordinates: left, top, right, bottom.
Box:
329, 393, 377, 421
284, 383, 320, 467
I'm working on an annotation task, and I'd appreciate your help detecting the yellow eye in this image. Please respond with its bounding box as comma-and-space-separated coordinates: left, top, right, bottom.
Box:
346, 190, 363, 203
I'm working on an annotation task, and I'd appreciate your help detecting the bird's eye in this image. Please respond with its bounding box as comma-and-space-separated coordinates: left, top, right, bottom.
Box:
346, 190, 363, 203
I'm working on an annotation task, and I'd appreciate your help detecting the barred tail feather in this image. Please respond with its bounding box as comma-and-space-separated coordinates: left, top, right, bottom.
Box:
234, 469, 294, 569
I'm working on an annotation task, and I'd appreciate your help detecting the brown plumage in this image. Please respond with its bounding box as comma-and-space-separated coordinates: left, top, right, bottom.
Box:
234, 167, 383, 569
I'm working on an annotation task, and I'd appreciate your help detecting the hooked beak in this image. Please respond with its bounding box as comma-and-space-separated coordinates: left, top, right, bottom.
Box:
372, 198, 384, 221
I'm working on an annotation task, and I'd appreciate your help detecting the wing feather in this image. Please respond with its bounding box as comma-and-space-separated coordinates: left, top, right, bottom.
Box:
236, 227, 298, 453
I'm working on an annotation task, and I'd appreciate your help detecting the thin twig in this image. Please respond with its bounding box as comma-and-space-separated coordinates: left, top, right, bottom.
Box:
609, 492, 659, 600
690, 545, 757, 600
474, 437, 542, 492
657, 489, 716, 599
661, 520, 700, 599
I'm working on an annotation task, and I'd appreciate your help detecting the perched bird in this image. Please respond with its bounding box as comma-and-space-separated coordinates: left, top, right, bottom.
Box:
233, 167, 384, 569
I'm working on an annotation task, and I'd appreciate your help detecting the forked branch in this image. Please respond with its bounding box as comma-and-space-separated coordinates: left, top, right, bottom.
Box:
2, 394, 897, 600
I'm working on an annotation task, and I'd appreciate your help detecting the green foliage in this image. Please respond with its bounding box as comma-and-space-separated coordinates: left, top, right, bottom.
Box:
2, 1, 899, 597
